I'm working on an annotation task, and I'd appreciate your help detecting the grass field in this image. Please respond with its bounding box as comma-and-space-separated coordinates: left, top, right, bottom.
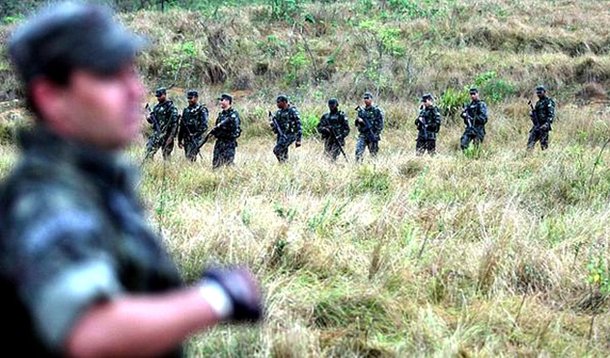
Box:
1, 0, 610, 356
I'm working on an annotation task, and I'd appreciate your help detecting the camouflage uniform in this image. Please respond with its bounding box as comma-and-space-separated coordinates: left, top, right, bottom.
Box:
212, 107, 241, 168
0, 126, 183, 356
317, 108, 350, 161
145, 100, 179, 160
415, 104, 442, 156
271, 106, 302, 162
178, 103, 208, 161
527, 95, 555, 150
355, 105, 384, 161
460, 98, 488, 150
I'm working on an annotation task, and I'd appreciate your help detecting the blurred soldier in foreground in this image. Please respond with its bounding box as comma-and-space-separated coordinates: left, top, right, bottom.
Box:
355, 92, 384, 162
527, 85, 556, 151
415, 93, 442, 156
460, 88, 488, 151
178, 89, 208, 161
317, 98, 350, 161
209, 93, 241, 168
1, 3, 262, 357
270, 95, 302, 162
144, 86, 179, 160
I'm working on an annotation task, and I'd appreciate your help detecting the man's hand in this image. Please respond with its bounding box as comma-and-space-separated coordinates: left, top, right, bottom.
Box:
199, 267, 262, 323
165, 137, 174, 146
295, 140, 302, 148
178, 141, 183, 149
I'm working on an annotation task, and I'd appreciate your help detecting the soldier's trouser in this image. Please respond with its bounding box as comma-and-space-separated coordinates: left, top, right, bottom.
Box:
213, 139, 237, 168
416, 137, 436, 156
324, 138, 345, 161
355, 135, 379, 162
527, 127, 550, 150
145, 132, 175, 160
460, 127, 485, 150
273, 134, 297, 163
184, 135, 204, 161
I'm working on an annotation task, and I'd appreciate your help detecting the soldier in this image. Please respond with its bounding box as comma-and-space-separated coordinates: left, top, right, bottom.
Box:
270, 95, 302, 163
144, 86, 179, 160
355, 92, 384, 162
2, 3, 262, 356
178, 89, 209, 161
317, 98, 350, 161
415, 93, 442, 156
460, 88, 489, 151
527, 85, 556, 151
209, 93, 241, 168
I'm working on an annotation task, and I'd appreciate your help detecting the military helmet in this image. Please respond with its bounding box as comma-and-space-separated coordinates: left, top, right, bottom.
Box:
187, 90, 198, 98
363, 92, 373, 99
155, 87, 166, 97
276, 94, 288, 103
536, 85, 546, 93
328, 98, 339, 106
8, 2, 145, 86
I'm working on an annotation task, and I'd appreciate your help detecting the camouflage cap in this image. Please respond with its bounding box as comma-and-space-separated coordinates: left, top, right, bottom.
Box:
155, 87, 166, 97
536, 85, 546, 93
217, 93, 233, 102
469, 88, 479, 94
421, 93, 433, 102
8, 2, 146, 86
187, 90, 198, 97
276, 95, 288, 103
363, 92, 373, 99
328, 98, 339, 105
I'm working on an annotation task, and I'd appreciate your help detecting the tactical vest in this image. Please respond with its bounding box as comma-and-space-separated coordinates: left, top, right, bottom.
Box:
274, 107, 300, 135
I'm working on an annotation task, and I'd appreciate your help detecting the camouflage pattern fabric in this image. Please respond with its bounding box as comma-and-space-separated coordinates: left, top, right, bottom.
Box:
213, 139, 237, 168
0, 126, 183, 356
460, 99, 488, 150
415, 105, 442, 156
355, 105, 384, 161
271, 106, 302, 162
145, 100, 179, 160
211, 107, 241, 168
317, 110, 350, 161
178, 103, 208, 161
527, 96, 556, 150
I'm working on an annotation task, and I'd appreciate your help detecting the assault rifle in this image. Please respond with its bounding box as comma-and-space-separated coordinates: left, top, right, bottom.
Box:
197, 116, 233, 150
145, 103, 160, 133
460, 104, 474, 129
328, 126, 348, 162
355, 106, 379, 142
528, 100, 542, 130
269, 110, 286, 140
416, 104, 429, 139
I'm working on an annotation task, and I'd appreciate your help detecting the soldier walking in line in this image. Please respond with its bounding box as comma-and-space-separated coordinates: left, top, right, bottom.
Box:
527, 85, 556, 151
460, 88, 488, 151
209, 93, 241, 168
355, 92, 384, 162
415, 93, 442, 156
317, 98, 350, 161
270, 95, 302, 163
178, 89, 208, 161
144, 86, 178, 160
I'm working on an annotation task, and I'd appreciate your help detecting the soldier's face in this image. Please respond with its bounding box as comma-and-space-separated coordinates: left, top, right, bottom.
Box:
424, 99, 432, 107
47, 64, 144, 149
363, 98, 372, 106
156, 93, 166, 102
220, 98, 230, 110
329, 103, 338, 111
470, 93, 478, 100
536, 91, 545, 99
188, 96, 197, 106
276, 100, 287, 109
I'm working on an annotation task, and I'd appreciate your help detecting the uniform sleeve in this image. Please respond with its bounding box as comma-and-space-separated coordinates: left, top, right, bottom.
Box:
340, 112, 350, 138
434, 107, 442, 132
317, 114, 327, 134
178, 108, 187, 142
376, 108, 385, 133
169, 106, 179, 137
292, 108, 302, 141
4, 184, 122, 353
478, 102, 488, 125
547, 99, 556, 123
201, 106, 209, 133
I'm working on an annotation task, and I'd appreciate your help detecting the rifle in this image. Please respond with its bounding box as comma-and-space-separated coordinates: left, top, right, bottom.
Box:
417, 104, 429, 139
355, 106, 378, 142
145, 103, 160, 133
528, 100, 541, 130
269, 110, 286, 140
460, 104, 474, 129
197, 116, 233, 151
328, 126, 348, 162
